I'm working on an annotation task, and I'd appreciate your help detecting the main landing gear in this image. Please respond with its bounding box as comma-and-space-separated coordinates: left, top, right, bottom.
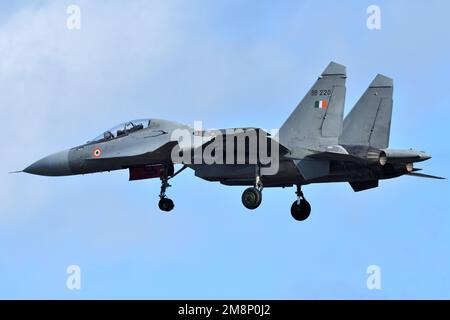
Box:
242, 175, 263, 210
158, 165, 187, 212
241, 181, 312, 221
290, 185, 311, 221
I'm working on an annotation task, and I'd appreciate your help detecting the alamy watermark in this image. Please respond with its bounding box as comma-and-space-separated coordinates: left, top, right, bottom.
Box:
66, 264, 81, 290
366, 265, 382, 290
169, 121, 280, 176
366, 5, 381, 30
66, 5, 81, 30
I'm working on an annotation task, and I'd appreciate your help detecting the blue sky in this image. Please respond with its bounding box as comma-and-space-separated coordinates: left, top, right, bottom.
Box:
0, 0, 449, 299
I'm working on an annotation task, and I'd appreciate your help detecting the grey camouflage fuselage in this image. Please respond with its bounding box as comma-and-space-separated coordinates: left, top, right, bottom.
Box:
22, 62, 443, 220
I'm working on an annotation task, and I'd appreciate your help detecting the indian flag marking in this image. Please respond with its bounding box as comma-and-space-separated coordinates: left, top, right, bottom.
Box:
314, 99, 328, 109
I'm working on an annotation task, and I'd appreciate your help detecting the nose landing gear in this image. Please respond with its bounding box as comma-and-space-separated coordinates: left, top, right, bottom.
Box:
157, 165, 187, 212
290, 185, 311, 221
158, 174, 174, 212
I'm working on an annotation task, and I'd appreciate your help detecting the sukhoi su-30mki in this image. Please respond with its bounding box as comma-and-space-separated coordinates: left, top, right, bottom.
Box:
19, 62, 443, 221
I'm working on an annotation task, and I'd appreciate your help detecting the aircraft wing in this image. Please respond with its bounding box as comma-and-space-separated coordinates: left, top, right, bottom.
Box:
193, 128, 290, 164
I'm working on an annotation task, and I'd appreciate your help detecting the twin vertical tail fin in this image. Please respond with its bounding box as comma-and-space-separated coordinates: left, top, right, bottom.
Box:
278, 62, 347, 151
339, 74, 393, 149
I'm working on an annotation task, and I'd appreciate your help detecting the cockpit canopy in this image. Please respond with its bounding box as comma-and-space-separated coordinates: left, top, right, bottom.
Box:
92, 119, 151, 142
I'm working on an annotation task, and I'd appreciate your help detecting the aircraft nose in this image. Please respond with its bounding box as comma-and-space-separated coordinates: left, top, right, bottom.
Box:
419, 152, 432, 161
24, 150, 72, 176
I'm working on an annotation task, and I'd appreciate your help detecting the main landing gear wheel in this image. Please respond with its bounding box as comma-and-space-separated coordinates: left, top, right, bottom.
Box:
242, 187, 262, 210
291, 185, 311, 221
158, 197, 174, 212
242, 170, 264, 210
291, 199, 311, 221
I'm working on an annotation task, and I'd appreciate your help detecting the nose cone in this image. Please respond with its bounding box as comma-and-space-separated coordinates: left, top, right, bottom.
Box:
24, 150, 72, 176
419, 152, 432, 161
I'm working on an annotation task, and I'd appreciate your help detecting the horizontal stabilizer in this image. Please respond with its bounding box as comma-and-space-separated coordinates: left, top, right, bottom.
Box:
307, 150, 366, 164
406, 172, 445, 180
350, 180, 379, 192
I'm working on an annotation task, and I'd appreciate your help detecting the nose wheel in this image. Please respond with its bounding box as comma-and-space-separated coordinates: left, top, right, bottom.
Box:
291, 185, 311, 221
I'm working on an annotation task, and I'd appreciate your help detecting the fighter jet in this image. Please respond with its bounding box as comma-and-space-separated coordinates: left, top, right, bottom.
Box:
20, 62, 444, 221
